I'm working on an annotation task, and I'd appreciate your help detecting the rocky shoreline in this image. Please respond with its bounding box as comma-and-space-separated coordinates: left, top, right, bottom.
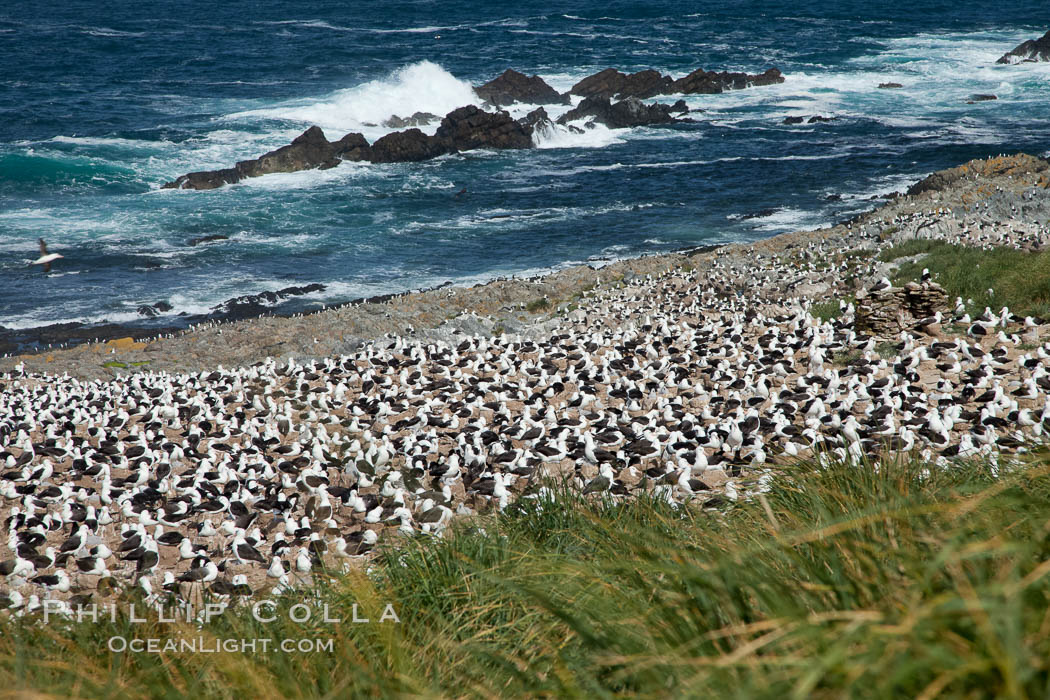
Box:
5, 154, 1050, 380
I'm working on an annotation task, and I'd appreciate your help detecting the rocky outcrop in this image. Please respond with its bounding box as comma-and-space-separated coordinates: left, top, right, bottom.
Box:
570, 66, 784, 99
162, 63, 784, 189
370, 128, 449, 163
906, 153, 1050, 197
136, 301, 173, 318
996, 30, 1050, 64
382, 112, 438, 128
855, 280, 949, 338
570, 68, 674, 99
520, 107, 581, 138
878, 82, 903, 89
671, 67, 784, 94
557, 96, 679, 128
783, 115, 837, 125
519, 106, 552, 130
162, 166, 240, 191
358, 107, 533, 163
434, 105, 532, 150
164, 106, 532, 187
210, 283, 326, 320
474, 69, 568, 106
162, 127, 371, 190
476, 65, 785, 105
967, 94, 997, 103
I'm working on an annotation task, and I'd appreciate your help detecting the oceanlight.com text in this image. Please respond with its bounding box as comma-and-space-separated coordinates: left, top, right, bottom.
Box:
107, 636, 335, 654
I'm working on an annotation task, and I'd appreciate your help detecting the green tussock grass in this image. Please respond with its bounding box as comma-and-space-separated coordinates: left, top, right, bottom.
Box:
4, 456, 1050, 697
881, 241, 1050, 318
810, 300, 843, 322
526, 297, 552, 313
810, 296, 856, 323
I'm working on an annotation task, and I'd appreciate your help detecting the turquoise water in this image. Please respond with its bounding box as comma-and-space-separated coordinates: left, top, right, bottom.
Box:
1, 1, 1048, 337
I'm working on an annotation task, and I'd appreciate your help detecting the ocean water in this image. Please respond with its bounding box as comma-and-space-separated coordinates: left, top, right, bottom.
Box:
1, 1, 1048, 338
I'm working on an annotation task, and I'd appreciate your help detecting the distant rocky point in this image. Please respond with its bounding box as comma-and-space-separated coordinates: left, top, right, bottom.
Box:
997, 30, 1050, 64
162, 63, 785, 190
905, 152, 1050, 196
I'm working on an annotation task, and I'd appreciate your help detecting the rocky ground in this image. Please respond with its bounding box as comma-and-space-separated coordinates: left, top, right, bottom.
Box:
1, 153, 1049, 612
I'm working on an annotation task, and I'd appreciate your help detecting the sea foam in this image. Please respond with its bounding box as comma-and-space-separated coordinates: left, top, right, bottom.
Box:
228, 61, 479, 135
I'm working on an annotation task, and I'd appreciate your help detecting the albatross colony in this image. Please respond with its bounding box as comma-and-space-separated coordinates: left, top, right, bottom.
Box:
2, 153, 1050, 613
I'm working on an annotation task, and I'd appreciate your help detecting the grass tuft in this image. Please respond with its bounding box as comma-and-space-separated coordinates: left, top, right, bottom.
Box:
526, 298, 552, 313
4, 456, 1050, 697
881, 241, 1050, 317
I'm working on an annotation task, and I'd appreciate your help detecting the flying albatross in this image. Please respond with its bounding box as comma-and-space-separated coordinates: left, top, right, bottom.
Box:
31, 238, 63, 273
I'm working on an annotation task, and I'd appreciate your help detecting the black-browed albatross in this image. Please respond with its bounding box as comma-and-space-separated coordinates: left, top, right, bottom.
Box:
30, 238, 63, 273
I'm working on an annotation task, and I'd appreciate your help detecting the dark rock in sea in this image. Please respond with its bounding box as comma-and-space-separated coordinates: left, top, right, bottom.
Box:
210, 283, 327, 320
474, 69, 569, 106
878, 82, 903, 89
568, 66, 784, 100
967, 94, 997, 103
519, 106, 552, 130
137, 300, 175, 318
783, 115, 836, 124
370, 128, 449, 163
187, 234, 229, 246
671, 67, 784, 94
162, 126, 371, 190
163, 166, 241, 191
161, 64, 785, 189
434, 105, 532, 151
382, 112, 439, 128
996, 30, 1050, 64
825, 193, 843, 201
518, 106, 569, 139
570, 68, 674, 100
557, 96, 678, 128
738, 207, 779, 220
240, 126, 354, 176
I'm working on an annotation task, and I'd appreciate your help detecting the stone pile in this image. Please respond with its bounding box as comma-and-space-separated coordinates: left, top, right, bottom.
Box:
855, 280, 949, 337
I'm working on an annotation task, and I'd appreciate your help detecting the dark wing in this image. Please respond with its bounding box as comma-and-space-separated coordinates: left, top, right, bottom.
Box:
43, 262, 51, 273
38, 238, 48, 255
